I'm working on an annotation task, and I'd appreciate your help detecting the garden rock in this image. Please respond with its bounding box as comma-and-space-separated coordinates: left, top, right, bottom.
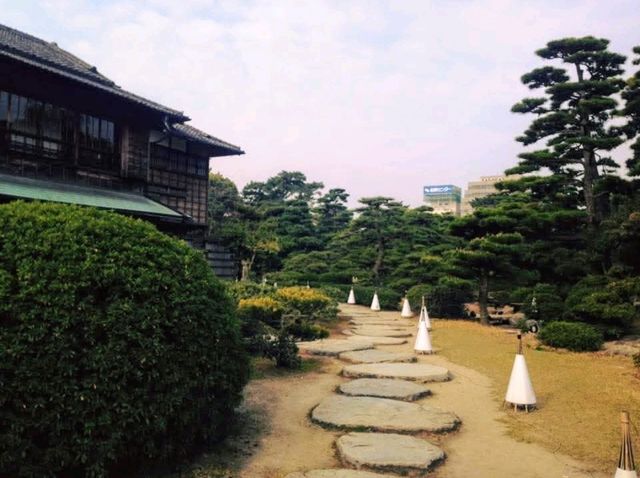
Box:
342, 363, 450, 382
336, 432, 445, 473
338, 378, 430, 401
311, 395, 459, 432
284, 470, 392, 478
346, 335, 408, 345
339, 349, 416, 364
298, 339, 374, 356
351, 327, 413, 338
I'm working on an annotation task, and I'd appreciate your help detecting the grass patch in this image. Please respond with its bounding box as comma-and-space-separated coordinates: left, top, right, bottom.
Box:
250, 356, 322, 380
433, 320, 640, 472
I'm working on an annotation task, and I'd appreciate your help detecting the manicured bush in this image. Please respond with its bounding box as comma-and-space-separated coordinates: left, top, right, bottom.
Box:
564, 276, 637, 328
237, 296, 283, 327
227, 280, 274, 301
286, 321, 330, 340
538, 321, 604, 352
0, 202, 249, 477
275, 286, 336, 319
264, 331, 302, 368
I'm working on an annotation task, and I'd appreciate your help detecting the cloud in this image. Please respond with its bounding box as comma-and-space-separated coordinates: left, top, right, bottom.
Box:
2, 0, 639, 205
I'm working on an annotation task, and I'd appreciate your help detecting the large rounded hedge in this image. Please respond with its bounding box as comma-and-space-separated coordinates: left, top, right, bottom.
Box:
0, 202, 249, 477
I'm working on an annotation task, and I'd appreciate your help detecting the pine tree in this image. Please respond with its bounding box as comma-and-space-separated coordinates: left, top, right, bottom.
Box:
622, 46, 640, 176
511, 37, 626, 225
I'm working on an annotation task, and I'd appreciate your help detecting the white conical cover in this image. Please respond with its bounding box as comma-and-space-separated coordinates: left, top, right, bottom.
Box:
370, 292, 381, 311
347, 287, 356, 304
615, 468, 638, 478
420, 305, 432, 330
401, 297, 413, 317
505, 354, 536, 406
414, 318, 433, 353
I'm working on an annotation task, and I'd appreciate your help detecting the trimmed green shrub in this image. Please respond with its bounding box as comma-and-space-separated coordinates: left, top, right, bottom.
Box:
564, 276, 638, 328
237, 296, 283, 327
286, 321, 329, 340
317, 285, 346, 303
0, 202, 249, 477
264, 331, 302, 368
275, 286, 334, 319
538, 321, 604, 352
227, 280, 274, 301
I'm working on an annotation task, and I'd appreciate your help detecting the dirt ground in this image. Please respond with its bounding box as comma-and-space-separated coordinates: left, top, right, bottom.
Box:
231, 306, 608, 478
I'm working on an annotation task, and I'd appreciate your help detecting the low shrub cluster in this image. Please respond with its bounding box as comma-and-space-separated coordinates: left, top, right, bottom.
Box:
233, 283, 337, 368
538, 321, 604, 352
0, 202, 249, 477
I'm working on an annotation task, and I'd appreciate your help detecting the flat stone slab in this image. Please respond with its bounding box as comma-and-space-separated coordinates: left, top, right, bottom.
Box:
311, 395, 459, 432
349, 318, 412, 326
285, 470, 392, 478
336, 432, 445, 473
347, 335, 408, 345
351, 327, 413, 338
342, 363, 450, 382
339, 378, 430, 401
339, 349, 417, 364
298, 339, 374, 356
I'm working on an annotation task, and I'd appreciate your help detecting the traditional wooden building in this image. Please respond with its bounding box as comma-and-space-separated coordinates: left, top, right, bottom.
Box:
0, 23, 243, 258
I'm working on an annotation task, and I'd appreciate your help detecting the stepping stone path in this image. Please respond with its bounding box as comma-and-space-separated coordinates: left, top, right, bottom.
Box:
296, 304, 461, 476
351, 327, 413, 338
284, 470, 391, 478
342, 362, 450, 382
338, 349, 416, 364
311, 395, 459, 433
336, 432, 445, 474
339, 378, 430, 401
346, 335, 408, 345
298, 339, 374, 356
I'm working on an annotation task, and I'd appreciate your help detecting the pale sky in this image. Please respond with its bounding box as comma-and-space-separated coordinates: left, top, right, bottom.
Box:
2, 0, 639, 205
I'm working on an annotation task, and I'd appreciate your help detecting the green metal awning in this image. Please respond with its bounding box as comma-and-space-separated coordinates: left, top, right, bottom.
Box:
0, 173, 184, 219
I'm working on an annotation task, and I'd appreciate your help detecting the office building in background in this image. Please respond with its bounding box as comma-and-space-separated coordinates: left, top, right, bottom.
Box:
423, 184, 462, 216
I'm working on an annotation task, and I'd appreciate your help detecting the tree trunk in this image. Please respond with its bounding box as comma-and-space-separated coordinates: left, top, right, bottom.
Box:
372, 238, 384, 279
575, 63, 602, 226
478, 271, 490, 325
582, 147, 601, 225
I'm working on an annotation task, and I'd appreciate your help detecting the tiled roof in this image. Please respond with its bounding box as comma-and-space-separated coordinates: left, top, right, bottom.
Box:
171, 123, 244, 155
0, 23, 187, 119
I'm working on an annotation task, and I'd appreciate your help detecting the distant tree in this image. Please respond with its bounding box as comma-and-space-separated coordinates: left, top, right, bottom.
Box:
240, 218, 280, 281
510, 36, 626, 225
208, 173, 246, 250
314, 188, 352, 242
621, 46, 640, 176
447, 232, 525, 324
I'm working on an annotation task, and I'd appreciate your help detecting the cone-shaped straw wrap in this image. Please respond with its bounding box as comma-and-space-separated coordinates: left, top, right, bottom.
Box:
419, 297, 432, 330
370, 291, 381, 311
347, 287, 356, 304
615, 411, 637, 477
414, 312, 433, 354
505, 335, 536, 407
401, 297, 413, 317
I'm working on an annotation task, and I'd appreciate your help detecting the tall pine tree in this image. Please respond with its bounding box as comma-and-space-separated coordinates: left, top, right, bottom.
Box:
510, 37, 626, 225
